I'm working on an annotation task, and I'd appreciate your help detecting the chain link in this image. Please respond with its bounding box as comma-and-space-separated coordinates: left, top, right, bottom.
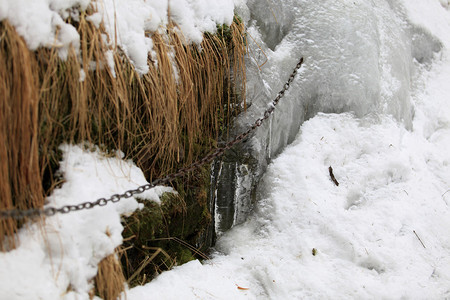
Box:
0, 57, 304, 221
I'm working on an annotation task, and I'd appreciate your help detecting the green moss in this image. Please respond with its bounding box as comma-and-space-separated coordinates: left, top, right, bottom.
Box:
215, 15, 245, 44
120, 165, 212, 287
177, 247, 196, 264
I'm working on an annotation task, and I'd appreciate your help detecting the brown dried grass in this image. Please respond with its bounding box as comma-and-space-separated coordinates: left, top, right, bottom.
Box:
0, 22, 44, 250
94, 252, 126, 300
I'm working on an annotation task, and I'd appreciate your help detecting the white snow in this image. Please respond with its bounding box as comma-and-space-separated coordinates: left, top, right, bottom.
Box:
95, 0, 235, 73
215, 0, 430, 229
0, 0, 235, 73
0, 0, 89, 59
0, 144, 172, 299
2, 0, 450, 299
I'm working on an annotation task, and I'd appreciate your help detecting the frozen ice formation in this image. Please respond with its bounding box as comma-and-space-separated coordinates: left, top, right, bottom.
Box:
213, 0, 442, 233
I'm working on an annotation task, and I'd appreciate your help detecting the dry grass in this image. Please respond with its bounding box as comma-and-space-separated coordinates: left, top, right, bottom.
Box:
94, 252, 127, 300
0, 5, 245, 296
0, 22, 44, 250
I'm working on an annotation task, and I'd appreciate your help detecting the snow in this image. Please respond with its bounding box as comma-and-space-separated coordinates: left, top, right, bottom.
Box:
404, 0, 450, 48
0, 144, 172, 299
95, 0, 235, 73
0, 0, 88, 59
127, 74, 450, 298
2, 0, 450, 299
0, 0, 235, 73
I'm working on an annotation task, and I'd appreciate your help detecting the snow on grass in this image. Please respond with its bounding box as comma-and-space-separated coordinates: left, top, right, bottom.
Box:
0, 0, 90, 59
0, 144, 172, 299
0, 0, 235, 73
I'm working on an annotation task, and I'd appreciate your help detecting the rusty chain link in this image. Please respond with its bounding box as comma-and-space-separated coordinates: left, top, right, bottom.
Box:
0, 57, 304, 220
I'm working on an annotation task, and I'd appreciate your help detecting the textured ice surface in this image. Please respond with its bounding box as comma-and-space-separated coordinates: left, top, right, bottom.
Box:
214, 0, 443, 232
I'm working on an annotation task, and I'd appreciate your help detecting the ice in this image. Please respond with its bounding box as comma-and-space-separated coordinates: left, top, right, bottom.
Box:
213, 0, 443, 231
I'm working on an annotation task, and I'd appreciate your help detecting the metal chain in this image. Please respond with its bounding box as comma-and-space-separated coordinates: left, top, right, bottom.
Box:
0, 57, 304, 221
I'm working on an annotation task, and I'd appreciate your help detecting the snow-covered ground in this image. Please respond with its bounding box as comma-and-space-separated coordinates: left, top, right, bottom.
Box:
128, 0, 450, 299
1, 0, 450, 299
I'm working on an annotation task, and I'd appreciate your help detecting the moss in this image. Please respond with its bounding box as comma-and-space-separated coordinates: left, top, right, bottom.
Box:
120, 165, 213, 287
215, 15, 245, 45
177, 248, 196, 264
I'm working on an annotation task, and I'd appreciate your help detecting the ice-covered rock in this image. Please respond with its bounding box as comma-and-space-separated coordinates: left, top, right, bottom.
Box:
213, 0, 442, 233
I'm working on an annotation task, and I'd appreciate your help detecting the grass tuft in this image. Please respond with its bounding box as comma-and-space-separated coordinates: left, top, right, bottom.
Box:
94, 252, 127, 300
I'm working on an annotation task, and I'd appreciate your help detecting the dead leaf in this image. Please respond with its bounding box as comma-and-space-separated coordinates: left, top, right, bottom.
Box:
236, 284, 249, 290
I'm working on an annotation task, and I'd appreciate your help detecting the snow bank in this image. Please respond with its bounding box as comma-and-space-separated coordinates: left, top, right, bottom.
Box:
0, 0, 236, 73
403, 0, 450, 49
0, 145, 172, 299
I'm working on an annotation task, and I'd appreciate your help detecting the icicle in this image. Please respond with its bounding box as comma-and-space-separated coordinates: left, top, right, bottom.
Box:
232, 163, 252, 227
214, 161, 224, 236
268, 114, 272, 159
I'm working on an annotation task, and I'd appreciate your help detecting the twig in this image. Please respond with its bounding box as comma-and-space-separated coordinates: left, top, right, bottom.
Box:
127, 255, 150, 284
117, 245, 134, 253
413, 230, 426, 249
149, 237, 210, 260
329, 166, 339, 186
123, 234, 136, 242
127, 248, 163, 284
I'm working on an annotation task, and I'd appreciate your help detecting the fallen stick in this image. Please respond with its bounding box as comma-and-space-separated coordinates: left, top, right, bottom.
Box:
413, 230, 426, 249
329, 166, 339, 186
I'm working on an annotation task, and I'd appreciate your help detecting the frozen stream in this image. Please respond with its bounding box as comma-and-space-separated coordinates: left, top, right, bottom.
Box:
129, 0, 450, 298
